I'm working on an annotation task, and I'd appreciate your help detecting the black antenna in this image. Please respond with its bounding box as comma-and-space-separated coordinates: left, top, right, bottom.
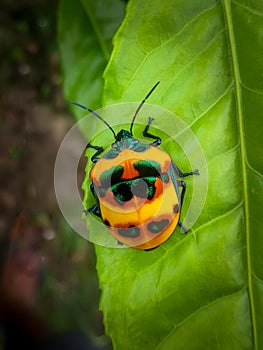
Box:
68, 100, 117, 139
130, 81, 160, 135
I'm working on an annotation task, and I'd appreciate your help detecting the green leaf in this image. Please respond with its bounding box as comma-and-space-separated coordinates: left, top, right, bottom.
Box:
91, 0, 263, 349
58, 0, 126, 122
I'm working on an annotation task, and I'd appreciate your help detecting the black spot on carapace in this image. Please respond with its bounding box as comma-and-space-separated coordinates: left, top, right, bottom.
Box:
118, 226, 140, 238
113, 182, 133, 203
104, 219, 110, 226
100, 165, 124, 188
148, 219, 169, 234
112, 177, 157, 204
131, 178, 153, 199
133, 160, 161, 178
173, 204, 179, 214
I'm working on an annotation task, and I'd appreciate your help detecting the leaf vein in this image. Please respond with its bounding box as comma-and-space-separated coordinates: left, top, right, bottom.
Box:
172, 83, 234, 141
191, 201, 243, 235
240, 81, 263, 95
151, 27, 227, 104
252, 272, 263, 286
206, 143, 240, 166
125, 3, 224, 94
155, 287, 248, 350
232, 0, 263, 19
246, 160, 263, 179
134, 203, 243, 278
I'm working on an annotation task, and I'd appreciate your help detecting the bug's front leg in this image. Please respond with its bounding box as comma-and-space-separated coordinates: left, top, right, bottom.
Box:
86, 143, 104, 163
143, 117, 162, 146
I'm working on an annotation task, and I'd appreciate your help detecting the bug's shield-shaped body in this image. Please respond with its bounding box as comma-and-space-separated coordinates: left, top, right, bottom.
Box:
90, 143, 181, 250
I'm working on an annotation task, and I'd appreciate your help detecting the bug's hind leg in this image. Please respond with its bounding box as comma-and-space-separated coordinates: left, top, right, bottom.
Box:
178, 180, 186, 207
84, 204, 101, 218
178, 221, 189, 234
174, 162, 199, 233
86, 143, 104, 163
177, 180, 188, 233
143, 117, 161, 146
84, 184, 101, 217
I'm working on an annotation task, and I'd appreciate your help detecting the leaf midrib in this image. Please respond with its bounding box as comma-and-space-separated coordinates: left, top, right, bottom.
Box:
223, 0, 257, 348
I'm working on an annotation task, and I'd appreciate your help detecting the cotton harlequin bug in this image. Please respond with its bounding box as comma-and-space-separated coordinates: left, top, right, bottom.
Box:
69, 82, 199, 250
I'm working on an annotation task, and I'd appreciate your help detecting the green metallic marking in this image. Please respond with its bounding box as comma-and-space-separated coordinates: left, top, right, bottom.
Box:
133, 160, 161, 178
115, 129, 132, 141
118, 226, 140, 238
131, 178, 156, 200
99, 165, 124, 188
98, 187, 107, 197
148, 219, 169, 234
113, 182, 133, 204
112, 177, 157, 203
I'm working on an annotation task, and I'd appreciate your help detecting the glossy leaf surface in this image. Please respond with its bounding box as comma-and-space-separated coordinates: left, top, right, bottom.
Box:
58, 0, 125, 121
91, 1, 263, 349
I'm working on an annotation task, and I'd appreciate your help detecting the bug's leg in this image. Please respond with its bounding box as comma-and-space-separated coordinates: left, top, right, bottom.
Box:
84, 184, 101, 217
84, 204, 101, 218
175, 166, 199, 234
143, 117, 162, 146
178, 221, 189, 234
177, 180, 189, 233
173, 162, 199, 178
86, 143, 104, 163
178, 180, 186, 207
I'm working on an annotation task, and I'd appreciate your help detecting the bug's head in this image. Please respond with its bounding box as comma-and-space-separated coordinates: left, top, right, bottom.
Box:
112, 129, 138, 151
115, 129, 133, 142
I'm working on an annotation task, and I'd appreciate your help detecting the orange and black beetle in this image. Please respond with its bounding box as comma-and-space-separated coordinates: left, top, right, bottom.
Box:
70, 82, 199, 250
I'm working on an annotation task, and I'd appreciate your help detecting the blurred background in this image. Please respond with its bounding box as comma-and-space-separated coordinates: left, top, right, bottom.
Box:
0, 0, 108, 348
